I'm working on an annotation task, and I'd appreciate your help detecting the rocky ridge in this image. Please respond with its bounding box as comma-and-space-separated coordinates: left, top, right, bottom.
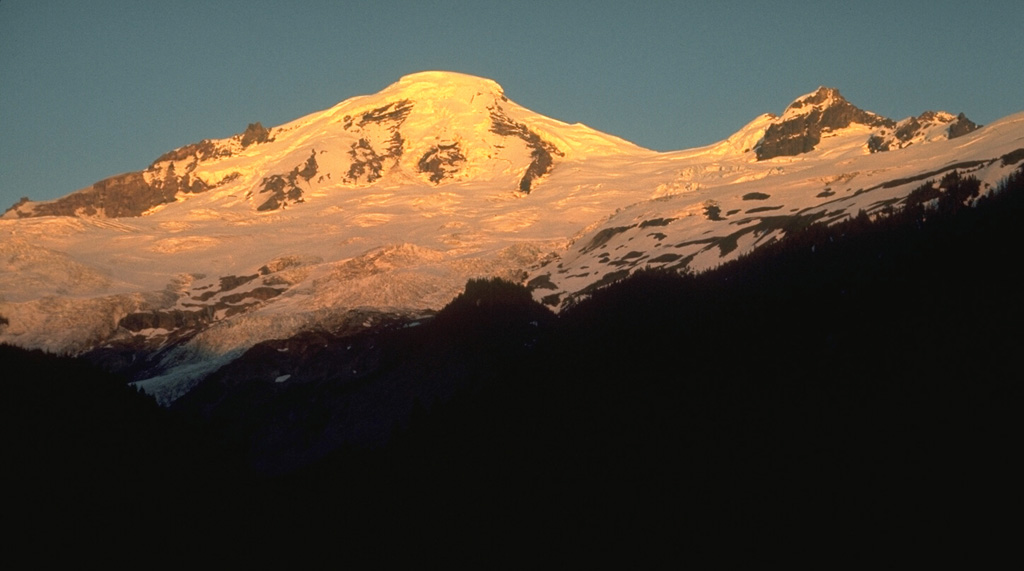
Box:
755, 87, 979, 160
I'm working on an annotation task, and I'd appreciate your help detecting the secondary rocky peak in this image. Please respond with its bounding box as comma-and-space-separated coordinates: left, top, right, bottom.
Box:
750, 86, 982, 161
757, 87, 893, 160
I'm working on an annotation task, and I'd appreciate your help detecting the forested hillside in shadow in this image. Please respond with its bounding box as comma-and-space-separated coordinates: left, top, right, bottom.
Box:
320, 166, 1020, 550
5, 165, 1021, 556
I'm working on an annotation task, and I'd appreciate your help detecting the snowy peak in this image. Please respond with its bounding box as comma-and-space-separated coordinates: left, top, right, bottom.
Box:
338, 70, 564, 191
380, 70, 506, 102
271, 70, 650, 190
5, 71, 649, 219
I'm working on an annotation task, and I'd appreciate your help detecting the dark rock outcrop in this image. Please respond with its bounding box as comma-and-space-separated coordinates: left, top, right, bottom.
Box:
948, 112, 980, 139
417, 142, 466, 183
218, 274, 259, 292
118, 284, 284, 342
256, 150, 318, 211
219, 286, 282, 304
12, 171, 184, 218
119, 306, 217, 332
240, 122, 272, 147
153, 139, 231, 164
4, 119, 286, 218
341, 100, 413, 184
489, 108, 564, 193
355, 100, 414, 127
345, 138, 389, 184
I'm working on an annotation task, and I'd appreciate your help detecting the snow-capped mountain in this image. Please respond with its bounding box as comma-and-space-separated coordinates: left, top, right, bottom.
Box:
2, 72, 1022, 404
5, 71, 646, 219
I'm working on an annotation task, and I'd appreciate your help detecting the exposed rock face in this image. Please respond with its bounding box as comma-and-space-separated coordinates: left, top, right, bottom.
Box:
948, 113, 980, 139
240, 122, 273, 147
3, 120, 269, 218
154, 139, 231, 164
342, 100, 413, 184
489, 108, 563, 192
756, 87, 894, 160
256, 150, 318, 211
119, 307, 217, 332
117, 276, 286, 352
8, 170, 192, 218
417, 142, 466, 183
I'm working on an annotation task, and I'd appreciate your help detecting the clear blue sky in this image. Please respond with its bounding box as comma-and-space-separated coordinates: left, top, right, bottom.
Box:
2, 0, 1021, 207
